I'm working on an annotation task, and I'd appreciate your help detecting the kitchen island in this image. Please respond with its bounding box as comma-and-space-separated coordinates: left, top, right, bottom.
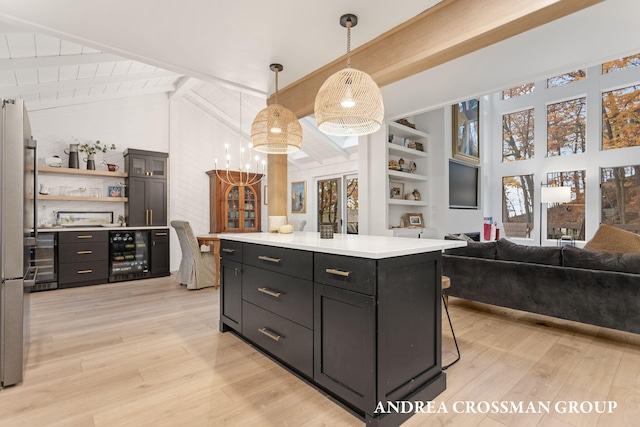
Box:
219, 232, 465, 427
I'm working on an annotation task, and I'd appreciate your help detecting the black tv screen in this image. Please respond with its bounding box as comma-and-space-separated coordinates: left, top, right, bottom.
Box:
449, 160, 479, 209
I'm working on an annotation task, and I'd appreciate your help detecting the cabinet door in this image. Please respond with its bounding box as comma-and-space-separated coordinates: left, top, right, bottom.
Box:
242, 186, 259, 231
126, 177, 148, 227
220, 259, 242, 332
147, 179, 167, 226
128, 154, 167, 178
224, 186, 242, 232
150, 229, 170, 277
314, 283, 376, 413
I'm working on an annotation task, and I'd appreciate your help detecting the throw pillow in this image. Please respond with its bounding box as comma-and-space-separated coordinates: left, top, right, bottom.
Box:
495, 238, 562, 266
584, 224, 640, 253
563, 245, 640, 274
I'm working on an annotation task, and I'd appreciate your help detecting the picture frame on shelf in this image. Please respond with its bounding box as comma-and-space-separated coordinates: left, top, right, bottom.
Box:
108, 186, 122, 197
452, 98, 480, 164
405, 212, 423, 228
56, 211, 113, 226
291, 181, 306, 213
390, 181, 404, 199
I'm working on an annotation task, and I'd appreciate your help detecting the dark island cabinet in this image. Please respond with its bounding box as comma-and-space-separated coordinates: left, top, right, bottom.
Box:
150, 229, 170, 277
220, 241, 445, 427
124, 149, 168, 227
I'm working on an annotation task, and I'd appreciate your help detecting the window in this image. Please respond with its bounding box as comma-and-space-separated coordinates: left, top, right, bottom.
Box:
546, 170, 586, 240
602, 53, 640, 74
547, 97, 587, 156
601, 165, 640, 235
502, 109, 535, 161
502, 83, 534, 100
547, 70, 586, 88
502, 175, 534, 238
602, 84, 640, 150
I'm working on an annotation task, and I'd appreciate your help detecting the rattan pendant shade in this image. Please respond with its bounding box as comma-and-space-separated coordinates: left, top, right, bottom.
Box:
251, 64, 303, 154
314, 14, 384, 136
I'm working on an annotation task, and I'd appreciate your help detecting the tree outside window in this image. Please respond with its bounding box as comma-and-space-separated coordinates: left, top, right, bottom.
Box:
502, 175, 534, 238
546, 170, 586, 240
547, 97, 586, 157
502, 83, 535, 100
602, 85, 640, 150
547, 70, 586, 88
601, 165, 640, 235
602, 53, 640, 74
502, 109, 535, 162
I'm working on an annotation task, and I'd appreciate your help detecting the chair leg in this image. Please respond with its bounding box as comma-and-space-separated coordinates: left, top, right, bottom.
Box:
442, 295, 460, 370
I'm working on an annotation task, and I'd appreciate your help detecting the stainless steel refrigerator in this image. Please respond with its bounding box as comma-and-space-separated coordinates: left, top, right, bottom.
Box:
1, 99, 37, 388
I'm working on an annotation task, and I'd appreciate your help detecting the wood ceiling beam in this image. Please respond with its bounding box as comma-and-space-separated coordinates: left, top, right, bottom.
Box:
271, 0, 603, 118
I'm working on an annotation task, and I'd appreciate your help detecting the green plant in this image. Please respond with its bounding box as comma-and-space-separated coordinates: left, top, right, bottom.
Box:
78, 140, 116, 155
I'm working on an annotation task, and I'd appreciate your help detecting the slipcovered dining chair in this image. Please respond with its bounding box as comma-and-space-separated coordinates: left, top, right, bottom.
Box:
170, 220, 216, 290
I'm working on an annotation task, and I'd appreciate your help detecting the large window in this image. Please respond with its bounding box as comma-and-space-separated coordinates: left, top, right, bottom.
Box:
547, 97, 586, 157
546, 171, 586, 240
502, 109, 535, 162
502, 175, 534, 238
602, 85, 640, 150
502, 83, 534, 100
601, 165, 640, 234
602, 53, 640, 74
547, 70, 586, 88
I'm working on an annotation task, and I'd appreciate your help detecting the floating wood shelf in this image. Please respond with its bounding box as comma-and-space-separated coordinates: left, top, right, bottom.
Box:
37, 166, 128, 178
35, 195, 127, 202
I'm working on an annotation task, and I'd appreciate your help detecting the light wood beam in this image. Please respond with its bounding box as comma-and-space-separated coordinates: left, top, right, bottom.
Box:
270, 0, 603, 118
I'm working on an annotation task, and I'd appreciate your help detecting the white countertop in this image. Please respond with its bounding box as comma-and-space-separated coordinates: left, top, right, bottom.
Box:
38, 225, 169, 232
219, 232, 467, 259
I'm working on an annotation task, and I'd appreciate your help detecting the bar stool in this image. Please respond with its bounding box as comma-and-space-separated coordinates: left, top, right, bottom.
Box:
442, 275, 460, 370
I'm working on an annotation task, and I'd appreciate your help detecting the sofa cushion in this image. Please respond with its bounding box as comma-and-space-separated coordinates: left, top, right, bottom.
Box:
495, 238, 562, 266
584, 224, 640, 253
444, 240, 497, 259
562, 245, 640, 274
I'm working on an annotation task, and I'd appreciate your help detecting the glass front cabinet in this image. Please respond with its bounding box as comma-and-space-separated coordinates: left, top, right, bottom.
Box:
206, 170, 263, 233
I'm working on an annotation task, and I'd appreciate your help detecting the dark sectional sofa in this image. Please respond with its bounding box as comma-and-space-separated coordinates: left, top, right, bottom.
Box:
442, 238, 640, 334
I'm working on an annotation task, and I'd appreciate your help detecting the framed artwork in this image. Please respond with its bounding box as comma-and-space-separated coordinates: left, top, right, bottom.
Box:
108, 186, 122, 197
452, 99, 480, 164
56, 211, 113, 226
390, 181, 404, 199
405, 213, 424, 228
291, 181, 306, 213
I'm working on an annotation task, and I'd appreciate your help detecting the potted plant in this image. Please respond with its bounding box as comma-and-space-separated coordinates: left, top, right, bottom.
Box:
78, 140, 116, 170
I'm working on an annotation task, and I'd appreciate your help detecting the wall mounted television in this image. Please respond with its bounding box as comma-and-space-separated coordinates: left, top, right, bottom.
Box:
449, 160, 479, 209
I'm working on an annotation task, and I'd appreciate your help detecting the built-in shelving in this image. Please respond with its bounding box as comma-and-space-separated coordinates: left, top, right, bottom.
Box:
36, 165, 128, 203
37, 166, 128, 178
388, 199, 427, 207
36, 195, 127, 202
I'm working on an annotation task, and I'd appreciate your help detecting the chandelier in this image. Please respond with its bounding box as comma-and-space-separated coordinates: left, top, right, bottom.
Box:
251, 63, 303, 154
215, 92, 266, 186
314, 14, 384, 136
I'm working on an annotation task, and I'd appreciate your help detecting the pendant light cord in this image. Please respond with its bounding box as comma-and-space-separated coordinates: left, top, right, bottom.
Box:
274, 68, 279, 104
346, 20, 352, 68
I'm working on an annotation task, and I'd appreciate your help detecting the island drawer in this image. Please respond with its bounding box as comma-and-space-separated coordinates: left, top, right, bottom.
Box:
243, 301, 313, 378
58, 242, 108, 263
314, 253, 377, 296
220, 240, 243, 262
243, 243, 312, 280
242, 265, 313, 329
58, 260, 108, 285
59, 230, 109, 243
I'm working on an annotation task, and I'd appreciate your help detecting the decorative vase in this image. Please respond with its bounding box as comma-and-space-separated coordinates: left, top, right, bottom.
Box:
85, 153, 96, 170
64, 143, 79, 169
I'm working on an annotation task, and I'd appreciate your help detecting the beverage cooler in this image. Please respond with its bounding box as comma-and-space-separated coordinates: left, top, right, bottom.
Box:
109, 231, 150, 282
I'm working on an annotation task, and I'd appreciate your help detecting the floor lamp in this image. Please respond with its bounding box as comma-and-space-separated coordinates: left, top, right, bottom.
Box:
539, 186, 572, 246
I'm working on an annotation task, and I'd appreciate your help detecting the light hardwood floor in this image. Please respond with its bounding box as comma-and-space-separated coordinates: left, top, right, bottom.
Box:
1, 276, 639, 426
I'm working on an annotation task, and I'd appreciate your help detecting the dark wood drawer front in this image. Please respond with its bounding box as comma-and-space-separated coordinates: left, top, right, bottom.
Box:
314, 253, 377, 296
243, 243, 312, 280
220, 240, 243, 262
242, 265, 313, 329
243, 301, 313, 378
59, 260, 108, 284
151, 229, 169, 241
59, 230, 108, 244
59, 242, 108, 263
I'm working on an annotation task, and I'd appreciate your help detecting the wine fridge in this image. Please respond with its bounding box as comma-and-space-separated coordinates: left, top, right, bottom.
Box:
109, 231, 150, 282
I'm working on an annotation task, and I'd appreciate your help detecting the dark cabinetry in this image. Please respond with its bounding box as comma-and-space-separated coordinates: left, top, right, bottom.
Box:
150, 229, 170, 277
58, 231, 109, 288
206, 170, 262, 233
124, 149, 168, 227
219, 241, 445, 426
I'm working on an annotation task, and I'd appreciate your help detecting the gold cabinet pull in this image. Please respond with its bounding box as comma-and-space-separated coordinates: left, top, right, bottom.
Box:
76, 235, 93, 239
326, 268, 350, 277
150, 210, 153, 224
258, 327, 281, 342
155, 232, 168, 236
145, 210, 149, 225
76, 250, 92, 255
222, 248, 236, 253
77, 269, 93, 274
258, 287, 282, 298
258, 255, 281, 263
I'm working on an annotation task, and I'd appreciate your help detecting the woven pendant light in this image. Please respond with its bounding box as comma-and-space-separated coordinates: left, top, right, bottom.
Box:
251, 64, 303, 154
314, 14, 384, 136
